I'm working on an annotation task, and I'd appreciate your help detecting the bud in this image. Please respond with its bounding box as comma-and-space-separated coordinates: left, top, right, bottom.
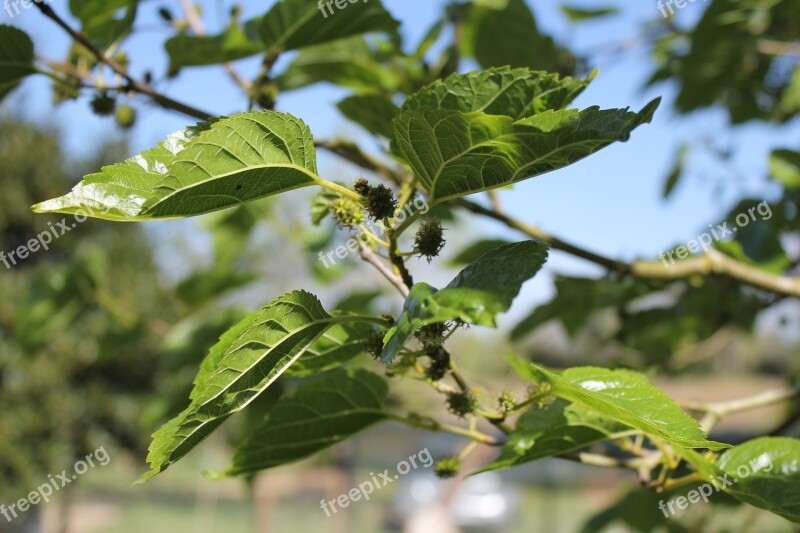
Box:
354, 178, 370, 197
434, 456, 461, 479
498, 391, 516, 413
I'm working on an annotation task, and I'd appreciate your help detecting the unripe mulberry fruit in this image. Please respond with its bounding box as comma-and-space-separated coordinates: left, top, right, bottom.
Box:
414, 219, 445, 262
330, 198, 365, 228
365, 184, 397, 220
363, 329, 386, 360
90, 93, 116, 116
115, 105, 137, 130
446, 391, 477, 418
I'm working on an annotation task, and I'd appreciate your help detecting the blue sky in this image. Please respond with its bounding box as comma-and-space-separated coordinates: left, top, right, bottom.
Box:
5, 0, 799, 301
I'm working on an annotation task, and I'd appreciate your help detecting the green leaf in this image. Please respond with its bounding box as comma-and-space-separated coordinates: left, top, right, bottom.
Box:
479, 399, 630, 472
32, 129, 196, 221
561, 6, 618, 21
33, 111, 323, 220
460, 0, 575, 73
770, 149, 800, 190
716, 437, 800, 522
165, 27, 265, 71
780, 66, 800, 117
138, 291, 350, 482
392, 97, 660, 203
662, 144, 688, 199
284, 322, 371, 377
69, 0, 138, 49
509, 360, 727, 451
448, 239, 513, 266
401, 67, 592, 120
382, 241, 549, 360
337, 94, 399, 138
0, 26, 36, 103
259, 0, 399, 54
275, 37, 399, 92
229, 368, 388, 474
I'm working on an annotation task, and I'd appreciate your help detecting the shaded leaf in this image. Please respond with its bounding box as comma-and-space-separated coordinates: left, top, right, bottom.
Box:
276, 37, 399, 92
260, 0, 399, 53
770, 149, 800, 190
69, 0, 138, 49
285, 322, 371, 377
448, 238, 513, 266
382, 241, 549, 360
338, 94, 399, 138
0, 26, 36, 103
165, 26, 264, 71
229, 368, 388, 474
561, 5, 618, 21
460, 0, 575, 74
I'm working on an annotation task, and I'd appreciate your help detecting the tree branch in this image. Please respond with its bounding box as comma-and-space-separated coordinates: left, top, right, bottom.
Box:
681, 386, 800, 433
457, 199, 800, 298
358, 242, 409, 297
36, 3, 213, 122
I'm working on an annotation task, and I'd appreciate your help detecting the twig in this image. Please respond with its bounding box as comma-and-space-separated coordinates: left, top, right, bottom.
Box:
389, 413, 502, 446
35, 3, 213, 121
358, 242, 409, 297
680, 386, 800, 433
314, 140, 406, 184
757, 39, 800, 56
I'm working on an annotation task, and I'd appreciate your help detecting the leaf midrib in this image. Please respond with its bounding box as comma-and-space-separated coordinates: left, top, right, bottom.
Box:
144, 163, 321, 213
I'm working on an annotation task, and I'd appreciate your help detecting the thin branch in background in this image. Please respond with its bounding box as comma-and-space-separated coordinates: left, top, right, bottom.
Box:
177, 0, 251, 92
680, 386, 800, 433
358, 242, 409, 297
35, 3, 213, 121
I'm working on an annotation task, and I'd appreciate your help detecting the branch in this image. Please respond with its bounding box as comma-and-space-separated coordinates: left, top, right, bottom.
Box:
757, 39, 800, 56
457, 199, 800, 298
358, 242, 409, 297
315, 139, 406, 184
681, 386, 800, 433
36, 3, 213, 122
